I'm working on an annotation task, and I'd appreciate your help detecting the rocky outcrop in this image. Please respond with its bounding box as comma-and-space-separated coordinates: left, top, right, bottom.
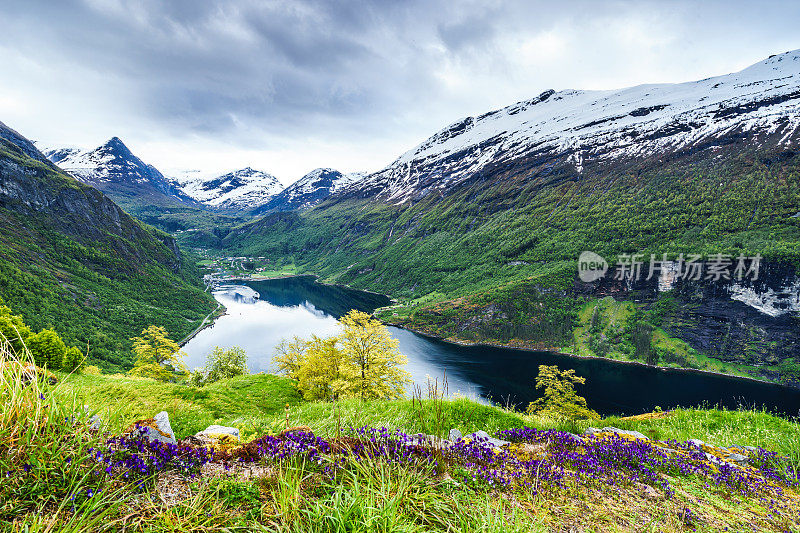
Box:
576, 259, 800, 378
126, 411, 176, 445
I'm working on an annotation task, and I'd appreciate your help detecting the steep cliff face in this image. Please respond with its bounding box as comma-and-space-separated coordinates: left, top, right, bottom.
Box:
577, 260, 800, 374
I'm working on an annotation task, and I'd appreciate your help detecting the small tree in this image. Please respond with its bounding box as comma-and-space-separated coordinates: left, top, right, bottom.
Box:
27, 329, 66, 370
339, 310, 410, 400
527, 365, 598, 420
274, 336, 306, 378
295, 336, 355, 401
63, 346, 85, 372
273, 310, 411, 401
129, 325, 185, 381
205, 346, 248, 383
187, 368, 206, 387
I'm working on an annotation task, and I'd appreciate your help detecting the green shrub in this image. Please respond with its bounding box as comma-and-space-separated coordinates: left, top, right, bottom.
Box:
205, 346, 248, 384
526, 365, 598, 421
26, 329, 67, 370
84, 365, 102, 375
64, 346, 85, 372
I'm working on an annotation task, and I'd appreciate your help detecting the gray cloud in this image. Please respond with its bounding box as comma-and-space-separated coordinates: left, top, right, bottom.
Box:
0, 0, 799, 179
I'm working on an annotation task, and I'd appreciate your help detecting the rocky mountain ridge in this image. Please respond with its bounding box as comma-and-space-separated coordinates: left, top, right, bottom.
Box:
351, 50, 800, 204
251, 168, 366, 215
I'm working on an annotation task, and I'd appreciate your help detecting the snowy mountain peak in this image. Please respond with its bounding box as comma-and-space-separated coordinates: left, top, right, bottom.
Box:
364, 49, 800, 204
42, 137, 198, 206
250, 168, 366, 215
173, 167, 284, 211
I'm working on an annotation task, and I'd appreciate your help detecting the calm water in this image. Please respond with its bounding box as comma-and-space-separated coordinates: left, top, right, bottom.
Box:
184, 276, 800, 417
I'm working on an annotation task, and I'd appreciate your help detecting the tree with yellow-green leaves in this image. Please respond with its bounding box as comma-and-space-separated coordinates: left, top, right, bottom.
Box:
274, 336, 307, 378
526, 365, 598, 420
129, 325, 186, 381
339, 310, 409, 400
273, 310, 410, 401
295, 335, 356, 401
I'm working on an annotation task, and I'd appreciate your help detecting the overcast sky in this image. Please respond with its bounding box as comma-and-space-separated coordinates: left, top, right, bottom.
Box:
1, 0, 799, 183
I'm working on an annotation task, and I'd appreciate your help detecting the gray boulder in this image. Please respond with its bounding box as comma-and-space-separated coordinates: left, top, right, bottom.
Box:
602, 427, 648, 440
132, 411, 176, 445
448, 428, 463, 442
154, 411, 175, 441
465, 430, 510, 448
79, 405, 101, 430
194, 424, 240, 447
196, 425, 240, 440
88, 414, 101, 431
725, 453, 749, 465
583, 426, 648, 440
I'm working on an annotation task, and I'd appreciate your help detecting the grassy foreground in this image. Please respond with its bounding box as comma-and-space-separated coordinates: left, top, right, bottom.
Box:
3, 369, 799, 532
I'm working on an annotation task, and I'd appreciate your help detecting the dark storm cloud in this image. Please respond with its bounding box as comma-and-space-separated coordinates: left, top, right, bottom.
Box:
0, 0, 451, 138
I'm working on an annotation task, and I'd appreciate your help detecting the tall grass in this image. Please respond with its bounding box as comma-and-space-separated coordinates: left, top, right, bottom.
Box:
0, 340, 131, 530
265, 454, 543, 533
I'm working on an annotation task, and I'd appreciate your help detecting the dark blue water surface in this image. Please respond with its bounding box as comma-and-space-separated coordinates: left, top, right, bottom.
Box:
183, 276, 800, 417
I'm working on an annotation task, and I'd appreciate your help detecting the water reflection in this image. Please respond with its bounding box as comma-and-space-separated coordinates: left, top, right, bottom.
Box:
183, 277, 800, 417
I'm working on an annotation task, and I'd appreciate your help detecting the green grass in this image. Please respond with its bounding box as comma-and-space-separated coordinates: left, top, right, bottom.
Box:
5, 365, 800, 532
59, 371, 800, 467
57, 372, 303, 437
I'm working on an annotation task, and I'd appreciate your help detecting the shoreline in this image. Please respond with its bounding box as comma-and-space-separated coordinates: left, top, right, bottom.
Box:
197, 272, 795, 392
385, 321, 797, 392
179, 302, 226, 347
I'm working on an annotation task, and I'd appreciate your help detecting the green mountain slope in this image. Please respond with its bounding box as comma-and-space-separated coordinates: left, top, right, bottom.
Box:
0, 121, 215, 371
224, 128, 800, 384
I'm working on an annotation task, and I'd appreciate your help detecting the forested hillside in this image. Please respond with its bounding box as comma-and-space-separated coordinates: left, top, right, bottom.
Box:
0, 121, 216, 371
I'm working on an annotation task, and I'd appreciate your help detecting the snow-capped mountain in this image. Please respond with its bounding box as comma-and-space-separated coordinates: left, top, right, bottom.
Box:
174, 167, 283, 211
357, 50, 800, 204
252, 168, 365, 215
41, 137, 198, 208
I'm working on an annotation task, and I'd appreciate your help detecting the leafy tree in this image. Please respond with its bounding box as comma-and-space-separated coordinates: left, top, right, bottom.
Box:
339, 310, 410, 400
187, 369, 206, 387
129, 325, 185, 381
0, 305, 33, 356
527, 365, 598, 420
295, 336, 355, 401
26, 329, 66, 370
273, 336, 306, 378
205, 346, 248, 383
129, 355, 171, 381
63, 346, 85, 372
273, 310, 410, 400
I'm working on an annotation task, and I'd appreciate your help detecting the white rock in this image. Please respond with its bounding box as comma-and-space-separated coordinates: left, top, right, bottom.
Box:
196, 425, 240, 440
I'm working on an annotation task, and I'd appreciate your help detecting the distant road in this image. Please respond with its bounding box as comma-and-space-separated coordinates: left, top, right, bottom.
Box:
180, 303, 222, 346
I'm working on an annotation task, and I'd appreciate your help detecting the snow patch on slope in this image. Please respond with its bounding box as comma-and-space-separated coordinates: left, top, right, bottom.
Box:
363, 50, 800, 204
175, 167, 283, 210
